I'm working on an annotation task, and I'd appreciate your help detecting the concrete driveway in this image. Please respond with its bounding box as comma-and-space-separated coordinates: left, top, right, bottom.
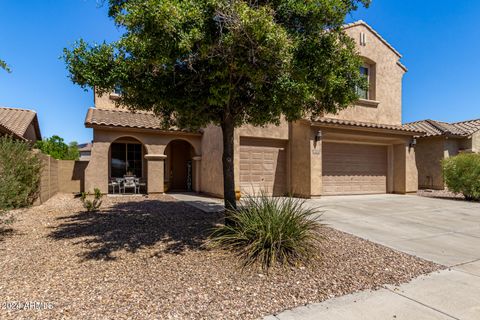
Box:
308, 194, 480, 267
270, 194, 480, 320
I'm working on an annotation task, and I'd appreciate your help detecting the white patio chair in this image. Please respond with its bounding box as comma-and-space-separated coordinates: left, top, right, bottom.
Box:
116, 178, 125, 193
123, 176, 138, 194
108, 178, 119, 194
137, 178, 147, 194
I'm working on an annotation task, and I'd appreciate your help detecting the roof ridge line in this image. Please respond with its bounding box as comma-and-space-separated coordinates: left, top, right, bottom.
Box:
451, 118, 480, 124
0, 106, 37, 114
95, 107, 153, 115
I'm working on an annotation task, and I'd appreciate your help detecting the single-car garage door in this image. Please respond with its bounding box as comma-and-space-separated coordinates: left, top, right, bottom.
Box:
240, 138, 287, 196
322, 142, 387, 195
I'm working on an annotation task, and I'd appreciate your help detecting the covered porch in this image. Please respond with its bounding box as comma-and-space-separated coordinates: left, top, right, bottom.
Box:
83, 108, 202, 195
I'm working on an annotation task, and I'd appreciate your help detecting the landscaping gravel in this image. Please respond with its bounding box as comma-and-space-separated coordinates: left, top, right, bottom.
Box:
417, 188, 465, 200
0, 193, 441, 320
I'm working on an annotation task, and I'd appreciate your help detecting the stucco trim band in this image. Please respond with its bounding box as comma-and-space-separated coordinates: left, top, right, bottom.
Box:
145, 154, 167, 161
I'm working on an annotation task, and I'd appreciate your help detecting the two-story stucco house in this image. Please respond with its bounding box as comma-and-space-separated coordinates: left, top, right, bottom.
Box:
83, 20, 423, 198
405, 119, 480, 189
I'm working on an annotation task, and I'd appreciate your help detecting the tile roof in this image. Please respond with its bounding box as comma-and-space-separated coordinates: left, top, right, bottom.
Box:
452, 119, 480, 135
0, 106, 41, 140
78, 142, 93, 152
404, 119, 480, 137
85, 108, 198, 133
313, 117, 424, 134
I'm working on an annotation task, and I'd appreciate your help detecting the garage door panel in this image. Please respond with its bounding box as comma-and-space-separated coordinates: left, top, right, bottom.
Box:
322, 143, 387, 195
240, 138, 287, 196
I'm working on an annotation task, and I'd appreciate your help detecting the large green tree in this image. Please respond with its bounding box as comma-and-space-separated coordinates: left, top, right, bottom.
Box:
35, 135, 80, 160
64, 0, 369, 209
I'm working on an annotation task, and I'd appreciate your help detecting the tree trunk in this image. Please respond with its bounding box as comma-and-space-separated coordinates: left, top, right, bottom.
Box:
221, 117, 237, 213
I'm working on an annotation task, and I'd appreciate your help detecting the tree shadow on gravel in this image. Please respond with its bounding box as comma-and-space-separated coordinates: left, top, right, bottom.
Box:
49, 200, 224, 261
0, 227, 14, 242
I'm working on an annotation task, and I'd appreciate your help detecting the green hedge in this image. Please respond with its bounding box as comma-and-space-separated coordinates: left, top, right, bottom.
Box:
442, 153, 480, 201
0, 136, 42, 210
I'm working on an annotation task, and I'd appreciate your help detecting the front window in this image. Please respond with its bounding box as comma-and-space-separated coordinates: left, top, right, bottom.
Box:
111, 143, 142, 177
357, 66, 369, 100
113, 84, 123, 95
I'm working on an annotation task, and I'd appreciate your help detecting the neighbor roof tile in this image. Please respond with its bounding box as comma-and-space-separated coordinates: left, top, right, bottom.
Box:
0, 106, 41, 140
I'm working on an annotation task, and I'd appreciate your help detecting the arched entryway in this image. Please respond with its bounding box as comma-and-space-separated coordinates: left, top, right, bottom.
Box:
164, 139, 196, 191
108, 136, 147, 193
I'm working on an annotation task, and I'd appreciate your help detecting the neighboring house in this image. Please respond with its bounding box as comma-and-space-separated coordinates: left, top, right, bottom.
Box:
83, 20, 423, 197
78, 142, 93, 161
0, 106, 42, 143
405, 119, 480, 189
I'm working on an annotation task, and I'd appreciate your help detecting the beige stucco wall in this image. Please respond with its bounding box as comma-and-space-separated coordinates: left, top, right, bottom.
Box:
200, 121, 291, 198
458, 136, 472, 152
404, 144, 418, 193
415, 137, 445, 189
237, 120, 289, 140
472, 132, 480, 152
290, 121, 312, 197
444, 139, 459, 158
414, 135, 480, 190
391, 144, 417, 194
23, 123, 39, 143
326, 24, 405, 126
94, 91, 120, 110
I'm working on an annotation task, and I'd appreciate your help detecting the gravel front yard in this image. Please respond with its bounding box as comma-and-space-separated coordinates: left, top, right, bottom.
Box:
1, 194, 440, 319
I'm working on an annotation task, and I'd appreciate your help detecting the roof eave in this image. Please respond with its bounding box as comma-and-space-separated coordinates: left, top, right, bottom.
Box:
0, 123, 28, 141
85, 123, 202, 136
312, 121, 425, 136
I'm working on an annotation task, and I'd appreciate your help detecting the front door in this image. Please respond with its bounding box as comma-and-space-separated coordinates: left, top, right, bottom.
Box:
170, 140, 192, 190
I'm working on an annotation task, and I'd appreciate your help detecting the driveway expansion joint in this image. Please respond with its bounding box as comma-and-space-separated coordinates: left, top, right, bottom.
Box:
386, 287, 460, 320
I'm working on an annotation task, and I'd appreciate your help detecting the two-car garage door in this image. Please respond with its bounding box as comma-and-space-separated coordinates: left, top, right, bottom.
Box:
239, 139, 388, 196
239, 138, 287, 196
322, 142, 388, 195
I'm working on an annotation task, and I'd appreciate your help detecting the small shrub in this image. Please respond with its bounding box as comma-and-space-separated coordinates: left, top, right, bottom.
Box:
0, 210, 14, 225
0, 136, 42, 211
210, 193, 322, 270
442, 153, 480, 201
80, 188, 103, 212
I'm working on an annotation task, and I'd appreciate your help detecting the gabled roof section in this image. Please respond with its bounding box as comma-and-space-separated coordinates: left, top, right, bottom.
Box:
0, 106, 42, 141
451, 119, 480, 135
404, 118, 480, 137
85, 108, 199, 134
343, 20, 403, 58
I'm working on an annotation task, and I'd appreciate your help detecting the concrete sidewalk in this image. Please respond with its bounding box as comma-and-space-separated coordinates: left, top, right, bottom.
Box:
169, 192, 224, 213
267, 269, 480, 320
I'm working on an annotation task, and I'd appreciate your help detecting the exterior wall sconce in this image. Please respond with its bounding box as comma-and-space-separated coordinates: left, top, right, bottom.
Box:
315, 130, 322, 143
314, 130, 322, 149
409, 138, 417, 148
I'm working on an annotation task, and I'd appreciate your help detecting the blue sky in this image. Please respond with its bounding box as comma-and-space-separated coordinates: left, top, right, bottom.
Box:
0, 1, 479, 143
